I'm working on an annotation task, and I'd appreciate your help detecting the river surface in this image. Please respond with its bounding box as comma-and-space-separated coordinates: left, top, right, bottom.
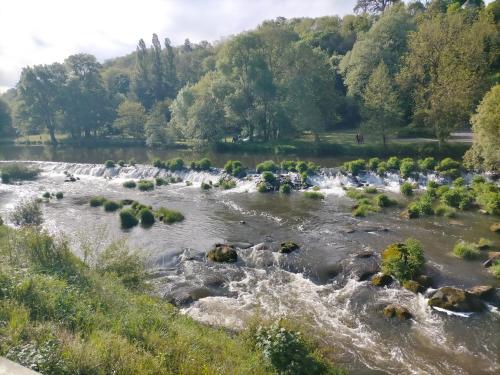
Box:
0, 155, 498, 374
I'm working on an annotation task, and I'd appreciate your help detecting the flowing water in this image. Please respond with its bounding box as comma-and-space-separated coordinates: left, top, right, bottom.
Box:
0, 156, 498, 374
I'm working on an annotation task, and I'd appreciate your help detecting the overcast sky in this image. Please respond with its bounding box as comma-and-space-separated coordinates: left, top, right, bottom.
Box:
0, 0, 492, 93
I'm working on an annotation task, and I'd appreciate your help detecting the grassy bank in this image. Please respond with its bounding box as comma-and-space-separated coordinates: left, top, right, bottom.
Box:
0, 225, 343, 374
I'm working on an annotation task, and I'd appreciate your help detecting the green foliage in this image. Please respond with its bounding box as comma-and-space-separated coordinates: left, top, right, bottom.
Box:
381, 238, 425, 282
453, 241, 480, 260
406, 192, 434, 218
261, 172, 277, 186
453, 177, 465, 187
342, 159, 365, 175
418, 157, 437, 171
123, 180, 137, 189
55, 192, 64, 200
280, 184, 292, 194
367, 157, 381, 171
304, 191, 325, 200
476, 238, 492, 250
103, 200, 122, 212
256, 160, 279, 173
472, 180, 500, 215
377, 161, 388, 175
0, 164, 40, 184
89, 196, 106, 207
138, 208, 155, 227
387, 156, 400, 170
155, 208, 184, 224
114, 100, 147, 139
281, 160, 297, 172
436, 158, 461, 172
440, 188, 473, 209
9, 200, 44, 227
118, 160, 125, 167
491, 260, 500, 279
166, 158, 184, 171
104, 160, 115, 168
137, 180, 155, 191
119, 208, 139, 229
217, 177, 237, 190
399, 158, 417, 178
374, 194, 397, 207
400, 182, 413, 196
434, 204, 457, 218
155, 177, 168, 186
364, 186, 378, 194
153, 158, 166, 168
191, 158, 212, 171
224, 160, 246, 178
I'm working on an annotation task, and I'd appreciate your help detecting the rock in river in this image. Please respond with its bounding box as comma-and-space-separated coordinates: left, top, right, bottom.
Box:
467, 285, 496, 300
428, 287, 486, 312
483, 252, 500, 268
383, 304, 412, 320
207, 244, 237, 263
279, 241, 300, 254
371, 273, 392, 287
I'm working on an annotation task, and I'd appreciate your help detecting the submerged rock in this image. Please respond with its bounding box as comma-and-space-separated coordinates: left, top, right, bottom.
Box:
279, 241, 300, 254
483, 252, 500, 268
371, 273, 392, 287
428, 287, 486, 312
383, 304, 412, 320
164, 285, 213, 306
207, 244, 237, 263
490, 223, 500, 233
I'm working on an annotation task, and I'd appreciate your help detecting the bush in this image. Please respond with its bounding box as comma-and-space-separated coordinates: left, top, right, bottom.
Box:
434, 204, 457, 218
453, 241, 480, 260
363, 186, 378, 194
418, 157, 437, 171
375, 194, 397, 207
453, 177, 465, 187
257, 182, 268, 193
155, 208, 184, 224
342, 159, 365, 176
491, 261, 500, 279
118, 160, 125, 167
166, 158, 184, 171
304, 191, 325, 200
261, 171, 276, 186
55, 192, 64, 200
137, 180, 154, 191
436, 158, 461, 172
440, 188, 472, 209
119, 209, 139, 229
476, 238, 492, 250
138, 208, 155, 226
367, 158, 381, 171
89, 196, 106, 207
381, 238, 425, 282
155, 177, 168, 186
104, 200, 122, 212
400, 182, 414, 196
42, 191, 51, 199
399, 158, 417, 179
281, 160, 297, 172
191, 158, 211, 171
353, 203, 377, 217
279, 184, 292, 194
296, 161, 308, 174
9, 200, 44, 227
256, 160, 279, 173
218, 177, 236, 190
224, 160, 246, 178
387, 156, 400, 170
1, 164, 40, 183
104, 160, 115, 168
123, 181, 137, 189
377, 162, 388, 175
153, 159, 166, 168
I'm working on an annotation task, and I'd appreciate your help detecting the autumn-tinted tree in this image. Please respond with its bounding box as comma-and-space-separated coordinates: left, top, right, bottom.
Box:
354, 0, 401, 14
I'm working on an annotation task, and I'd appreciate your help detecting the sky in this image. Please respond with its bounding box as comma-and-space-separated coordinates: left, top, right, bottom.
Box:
0, 0, 493, 93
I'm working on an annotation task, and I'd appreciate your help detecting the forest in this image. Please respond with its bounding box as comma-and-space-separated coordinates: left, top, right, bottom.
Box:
0, 0, 499, 171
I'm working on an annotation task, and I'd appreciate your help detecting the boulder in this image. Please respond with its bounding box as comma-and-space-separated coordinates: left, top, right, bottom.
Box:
279, 241, 300, 254
403, 280, 422, 294
371, 273, 392, 287
383, 304, 412, 320
355, 250, 374, 258
416, 275, 433, 290
253, 243, 270, 251
467, 285, 496, 300
490, 223, 500, 233
483, 252, 500, 268
428, 287, 486, 312
207, 244, 237, 263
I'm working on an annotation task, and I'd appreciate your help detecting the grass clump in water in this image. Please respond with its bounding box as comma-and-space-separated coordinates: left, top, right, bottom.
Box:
400, 182, 414, 196
280, 184, 292, 194
155, 207, 184, 224
138, 208, 155, 227
1, 164, 40, 184
103, 200, 122, 212
381, 238, 425, 282
155, 177, 168, 186
89, 196, 106, 207
453, 241, 480, 260
217, 177, 237, 190
224, 160, 246, 178
137, 180, 155, 191
342, 159, 365, 176
374, 194, 397, 207
104, 160, 115, 168
363, 186, 378, 194
434, 204, 457, 218
119, 208, 139, 228
191, 158, 211, 171
9, 200, 44, 227
55, 192, 64, 199
123, 180, 137, 189
256, 160, 279, 173
304, 191, 325, 200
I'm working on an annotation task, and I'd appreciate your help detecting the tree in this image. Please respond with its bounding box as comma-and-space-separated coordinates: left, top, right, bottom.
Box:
133, 39, 154, 109
114, 100, 147, 139
17, 63, 67, 145
361, 62, 403, 145
145, 101, 176, 147
0, 98, 12, 134
354, 0, 401, 14
464, 84, 500, 172
398, 10, 497, 142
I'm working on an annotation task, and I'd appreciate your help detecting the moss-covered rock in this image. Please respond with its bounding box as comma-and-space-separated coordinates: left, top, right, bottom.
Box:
279, 241, 300, 254
371, 273, 392, 287
467, 285, 495, 300
383, 304, 412, 320
428, 287, 486, 312
207, 244, 237, 263
490, 223, 500, 233
402, 280, 422, 294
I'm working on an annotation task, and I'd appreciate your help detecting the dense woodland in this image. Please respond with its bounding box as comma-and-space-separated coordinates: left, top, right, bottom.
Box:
0, 0, 499, 170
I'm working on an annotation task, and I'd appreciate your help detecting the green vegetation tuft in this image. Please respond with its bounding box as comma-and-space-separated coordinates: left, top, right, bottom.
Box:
0, 164, 40, 184
453, 241, 480, 260
104, 160, 115, 168
304, 191, 325, 200
89, 196, 106, 207
381, 238, 425, 282
400, 182, 414, 196
155, 207, 185, 224
137, 180, 155, 191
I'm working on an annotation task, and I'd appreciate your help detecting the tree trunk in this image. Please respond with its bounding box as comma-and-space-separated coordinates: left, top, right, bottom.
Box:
48, 126, 58, 145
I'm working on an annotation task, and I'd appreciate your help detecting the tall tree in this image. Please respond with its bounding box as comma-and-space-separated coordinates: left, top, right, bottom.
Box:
17, 63, 67, 144
151, 33, 166, 102
133, 39, 154, 109
354, 0, 401, 14
114, 100, 147, 139
164, 38, 178, 98
361, 62, 403, 145
0, 99, 12, 134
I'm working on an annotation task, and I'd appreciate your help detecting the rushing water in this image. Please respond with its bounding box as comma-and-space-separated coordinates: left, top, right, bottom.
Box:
0, 158, 498, 375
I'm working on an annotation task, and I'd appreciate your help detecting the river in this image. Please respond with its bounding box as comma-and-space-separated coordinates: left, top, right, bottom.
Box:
0, 148, 498, 375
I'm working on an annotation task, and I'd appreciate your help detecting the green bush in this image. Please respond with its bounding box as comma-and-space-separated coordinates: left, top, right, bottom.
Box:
473, 182, 500, 215
453, 241, 480, 260
89, 196, 106, 207
191, 158, 211, 171
137, 180, 155, 191
342, 159, 365, 176
155, 177, 168, 186
400, 182, 414, 196
363, 186, 378, 194
153, 158, 166, 168
155, 207, 184, 224
9, 200, 44, 227
104, 200, 122, 212
42, 191, 51, 199
476, 238, 492, 250
399, 158, 417, 179
166, 158, 184, 171
353, 203, 378, 217
440, 188, 472, 209
453, 177, 465, 187
296, 161, 308, 174
217, 177, 236, 190
281, 160, 297, 172
224, 160, 246, 178
374, 194, 397, 207
381, 238, 425, 282
118, 160, 125, 167
261, 171, 277, 186
436, 158, 460, 172
346, 188, 366, 200
387, 156, 400, 170
491, 260, 500, 279
138, 208, 155, 226
367, 157, 381, 171
377, 162, 388, 175
418, 157, 437, 171
304, 191, 325, 200
119, 209, 139, 229
279, 184, 292, 194
1, 164, 40, 184
257, 182, 268, 193
434, 204, 457, 218
104, 160, 115, 168
256, 160, 279, 173
55, 192, 64, 200
123, 180, 137, 189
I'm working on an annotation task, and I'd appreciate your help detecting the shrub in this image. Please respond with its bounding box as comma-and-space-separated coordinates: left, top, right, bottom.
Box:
104, 160, 115, 168
367, 158, 381, 171
400, 182, 414, 196
128, 158, 136, 166
342, 159, 365, 176
261, 171, 276, 186
1, 164, 40, 184
119, 209, 139, 229
296, 161, 308, 174
375, 194, 397, 207
224, 160, 246, 178
9, 200, 44, 227
440, 168, 461, 179
191, 158, 211, 171
476, 238, 492, 250
436, 185, 450, 197
399, 158, 417, 179
453, 177, 465, 187
166, 158, 184, 171
387, 156, 400, 170
138, 208, 155, 226
440, 188, 472, 209
155, 208, 184, 224
121, 199, 134, 206
475, 189, 500, 215
256, 160, 278, 173
281, 160, 297, 172
279, 184, 292, 194
436, 158, 460, 172
123, 181, 137, 189
257, 182, 268, 193
418, 157, 437, 171
377, 162, 388, 175
491, 261, 500, 279
155, 177, 168, 186
55, 192, 64, 200
153, 159, 166, 168
346, 188, 366, 200
201, 182, 212, 190
353, 204, 376, 217
434, 204, 457, 218
381, 238, 425, 282
364, 186, 378, 194
118, 160, 125, 167
89, 196, 106, 207
104, 200, 121, 212
453, 241, 480, 260
42, 192, 51, 199
218, 177, 236, 190
304, 191, 324, 200
137, 180, 154, 191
